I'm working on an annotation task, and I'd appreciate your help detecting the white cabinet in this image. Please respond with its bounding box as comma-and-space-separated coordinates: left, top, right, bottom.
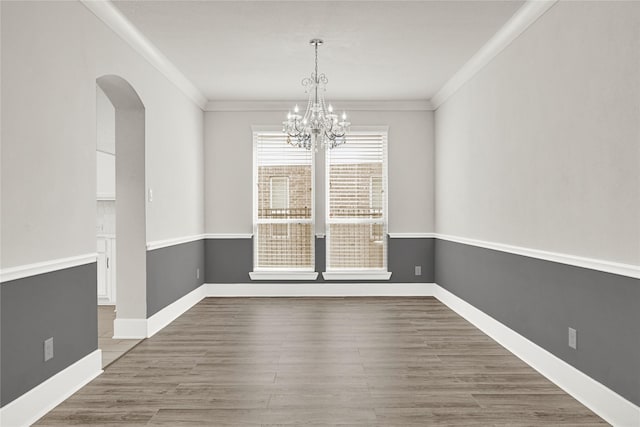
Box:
97, 236, 116, 305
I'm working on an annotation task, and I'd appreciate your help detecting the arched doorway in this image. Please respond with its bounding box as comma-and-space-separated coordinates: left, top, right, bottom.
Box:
96, 75, 147, 346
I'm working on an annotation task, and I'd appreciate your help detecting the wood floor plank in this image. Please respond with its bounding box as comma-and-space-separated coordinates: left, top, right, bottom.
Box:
35, 297, 606, 426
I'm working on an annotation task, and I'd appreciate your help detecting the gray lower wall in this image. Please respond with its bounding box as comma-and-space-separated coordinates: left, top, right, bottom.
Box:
388, 238, 435, 282
435, 239, 640, 406
147, 239, 205, 317
204, 238, 253, 284
0, 263, 98, 407
205, 237, 434, 283
6, 237, 636, 410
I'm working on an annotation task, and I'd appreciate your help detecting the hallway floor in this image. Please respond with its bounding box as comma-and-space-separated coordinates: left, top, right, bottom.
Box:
38, 298, 605, 425
98, 305, 142, 368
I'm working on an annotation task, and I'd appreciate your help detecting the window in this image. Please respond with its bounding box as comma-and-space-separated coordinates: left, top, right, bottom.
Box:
252, 132, 315, 277
269, 177, 289, 238
325, 131, 389, 275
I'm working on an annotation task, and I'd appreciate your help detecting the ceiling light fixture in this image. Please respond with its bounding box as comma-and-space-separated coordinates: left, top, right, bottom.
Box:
283, 39, 350, 151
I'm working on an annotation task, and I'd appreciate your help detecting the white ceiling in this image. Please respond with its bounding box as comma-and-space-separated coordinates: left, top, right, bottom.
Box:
113, 0, 524, 102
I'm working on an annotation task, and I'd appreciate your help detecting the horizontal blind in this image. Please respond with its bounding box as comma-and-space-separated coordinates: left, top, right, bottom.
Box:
257, 134, 313, 166
254, 133, 314, 270
327, 133, 387, 270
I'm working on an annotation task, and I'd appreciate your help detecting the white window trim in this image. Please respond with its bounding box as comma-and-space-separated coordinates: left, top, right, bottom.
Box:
251, 128, 315, 278
324, 127, 391, 279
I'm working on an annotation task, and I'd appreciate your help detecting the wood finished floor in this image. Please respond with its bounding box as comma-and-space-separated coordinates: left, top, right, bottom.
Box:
36, 297, 606, 426
98, 306, 142, 368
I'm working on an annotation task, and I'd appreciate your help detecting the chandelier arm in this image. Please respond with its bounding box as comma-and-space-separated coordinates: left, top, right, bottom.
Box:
292, 120, 305, 137
283, 39, 348, 151
325, 118, 334, 134
293, 118, 311, 142
290, 119, 300, 134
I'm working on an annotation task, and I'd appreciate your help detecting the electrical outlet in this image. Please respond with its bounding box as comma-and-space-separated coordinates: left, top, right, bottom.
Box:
148, 188, 153, 202
568, 327, 577, 349
196, 268, 200, 279
415, 265, 422, 276
44, 337, 54, 361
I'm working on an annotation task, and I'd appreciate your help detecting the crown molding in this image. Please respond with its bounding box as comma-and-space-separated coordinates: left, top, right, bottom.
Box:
431, 0, 557, 109
206, 100, 434, 112
80, 0, 557, 113
81, 0, 207, 110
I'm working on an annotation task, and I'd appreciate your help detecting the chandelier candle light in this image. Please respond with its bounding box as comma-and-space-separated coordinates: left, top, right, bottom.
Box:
283, 39, 350, 150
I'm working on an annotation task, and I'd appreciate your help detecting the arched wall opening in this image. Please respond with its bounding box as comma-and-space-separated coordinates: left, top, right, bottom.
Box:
96, 75, 147, 334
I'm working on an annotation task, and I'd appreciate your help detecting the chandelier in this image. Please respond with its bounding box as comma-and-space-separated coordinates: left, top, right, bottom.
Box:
283, 39, 350, 151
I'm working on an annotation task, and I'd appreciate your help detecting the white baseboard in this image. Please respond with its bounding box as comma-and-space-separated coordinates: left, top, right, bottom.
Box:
159, 280, 640, 426
433, 286, 640, 427
147, 284, 207, 337
3, 285, 635, 427
113, 318, 148, 339
113, 285, 208, 339
206, 282, 437, 297
0, 350, 102, 427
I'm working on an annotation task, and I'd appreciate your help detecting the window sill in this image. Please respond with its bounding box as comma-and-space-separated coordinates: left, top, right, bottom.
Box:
249, 271, 319, 281
322, 271, 392, 281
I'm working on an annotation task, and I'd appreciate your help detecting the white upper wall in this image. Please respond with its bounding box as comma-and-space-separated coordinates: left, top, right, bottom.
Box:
1, 1, 204, 268
205, 110, 434, 234
435, 1, 640, 265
